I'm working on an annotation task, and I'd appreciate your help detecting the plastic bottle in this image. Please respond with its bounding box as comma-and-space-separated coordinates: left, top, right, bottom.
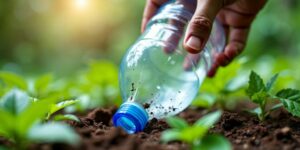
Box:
113, 0, 225, 134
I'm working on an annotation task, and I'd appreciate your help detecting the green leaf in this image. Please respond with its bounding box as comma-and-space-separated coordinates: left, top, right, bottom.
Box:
17, 97, 58, 135
0, 71, 27, 90
86, 60, 118, 86
266, 73, 279, 92
250, 91, 268, 105
161, 129, 182, 143
201, 57, 247, 94
47, 100, 79, 119
276, 89, 300, 117
246, 71, 266, 97
28, 122, 80, 145
195, 110, 222, 128
34, 74, 53, 96
192, 94, 217, 108
247, 107, 262, 116
0, 109, 15, 138
180, 126, 208, 143
166, 117, 189, 129
0, 89, 30, 115
246, 107, 265, 121
195, 134, 232, 150
224, 74, 248, 93
161, 126, 209, 144
53, 114, 80, 122
0, 146, 9, 150
270, 103, 283, 112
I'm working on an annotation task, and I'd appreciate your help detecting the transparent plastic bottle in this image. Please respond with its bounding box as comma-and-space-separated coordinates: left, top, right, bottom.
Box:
113, 0, 225, 134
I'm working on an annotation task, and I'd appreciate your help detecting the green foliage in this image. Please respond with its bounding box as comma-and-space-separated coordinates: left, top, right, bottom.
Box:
28, 122, 80, 145
0, 89, 31, 115
53, 114, 80, 122
196, 134, 231, 150
33, 74, 54, 98
0, 71, 27, 90
161, 111, 231, 150
46, 99, 79, 120
0, 60, 121, 112
246, 71, 267, 98
276, 89, 300, 117
63, 60, 121, 111
0, 146, 8, 150
193, 57, 248, 109
165, 117, 189, 130
0, 89, 79, 148
0, 60, 120, 148
194, 111, 222, 127
246, 71, 300, 121
266, 73, 279, 92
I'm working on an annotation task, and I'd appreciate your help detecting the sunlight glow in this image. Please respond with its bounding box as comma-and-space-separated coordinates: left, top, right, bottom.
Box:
75, 0, 88, 9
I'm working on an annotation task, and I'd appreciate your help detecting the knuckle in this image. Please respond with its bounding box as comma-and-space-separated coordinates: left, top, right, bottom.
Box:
150, 0, 167, 6
191, 15, 212, 31
222, 0, 236, 6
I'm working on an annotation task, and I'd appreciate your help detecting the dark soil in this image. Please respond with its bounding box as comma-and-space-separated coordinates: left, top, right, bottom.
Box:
214, 109, 300, 150
3, 106, 300, 150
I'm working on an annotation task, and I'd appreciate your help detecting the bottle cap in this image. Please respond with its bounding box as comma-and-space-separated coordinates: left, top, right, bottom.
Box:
113, 102, 149, 134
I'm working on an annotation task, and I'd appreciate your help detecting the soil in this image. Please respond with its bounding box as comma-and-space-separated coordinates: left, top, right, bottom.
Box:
2, 105, 300, 150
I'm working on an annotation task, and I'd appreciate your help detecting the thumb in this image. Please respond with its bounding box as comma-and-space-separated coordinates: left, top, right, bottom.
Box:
184, 0, 225, 53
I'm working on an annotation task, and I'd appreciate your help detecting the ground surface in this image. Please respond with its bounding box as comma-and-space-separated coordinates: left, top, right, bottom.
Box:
2, 105, 300, 150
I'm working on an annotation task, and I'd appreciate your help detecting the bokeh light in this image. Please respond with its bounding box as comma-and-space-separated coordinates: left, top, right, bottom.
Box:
74, 0, 88, 10
0, 0, 299, 81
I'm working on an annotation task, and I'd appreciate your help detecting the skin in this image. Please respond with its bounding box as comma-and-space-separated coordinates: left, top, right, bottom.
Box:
142, 0, 267, 77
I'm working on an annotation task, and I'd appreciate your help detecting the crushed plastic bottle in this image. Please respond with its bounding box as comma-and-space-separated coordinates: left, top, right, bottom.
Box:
113, 0, 225, 134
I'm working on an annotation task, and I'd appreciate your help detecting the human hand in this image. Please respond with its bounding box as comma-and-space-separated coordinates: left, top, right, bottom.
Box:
142, 0, 267, 77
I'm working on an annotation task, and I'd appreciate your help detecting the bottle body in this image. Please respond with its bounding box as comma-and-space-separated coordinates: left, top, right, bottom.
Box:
113, 0, 225, 134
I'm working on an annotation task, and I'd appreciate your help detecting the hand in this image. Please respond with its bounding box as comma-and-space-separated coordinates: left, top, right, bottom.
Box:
142, 0, 267, 77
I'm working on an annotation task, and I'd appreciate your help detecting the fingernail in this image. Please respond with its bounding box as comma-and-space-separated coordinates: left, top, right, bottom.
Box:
186, 36, 202, 51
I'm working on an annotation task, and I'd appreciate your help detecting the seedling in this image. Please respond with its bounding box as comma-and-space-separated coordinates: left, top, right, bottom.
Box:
193, 57, 248, 109
161, 111, 231, 150
46, 99, 79, 120
0, 60, 121, 112
0, 89, 79, 149
246, 71, 300, 121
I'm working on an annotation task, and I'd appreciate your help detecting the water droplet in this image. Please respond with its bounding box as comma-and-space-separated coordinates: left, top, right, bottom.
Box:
167, 56, 171, 61
156, 86, 161, 90
170, 60, 176, 65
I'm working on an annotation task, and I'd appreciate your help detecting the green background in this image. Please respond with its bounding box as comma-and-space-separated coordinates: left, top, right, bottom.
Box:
0, 0, 299, 87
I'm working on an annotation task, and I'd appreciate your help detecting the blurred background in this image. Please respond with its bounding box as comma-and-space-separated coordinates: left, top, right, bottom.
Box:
0, 0, 299, 86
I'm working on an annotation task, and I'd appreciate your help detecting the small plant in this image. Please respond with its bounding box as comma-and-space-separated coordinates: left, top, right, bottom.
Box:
246, 71, 300, 121
193, 57, 248, 109
161, 111, 231, 150
0, 60, 121, 113
0, 89, 79, 149
46, 99, 79, 120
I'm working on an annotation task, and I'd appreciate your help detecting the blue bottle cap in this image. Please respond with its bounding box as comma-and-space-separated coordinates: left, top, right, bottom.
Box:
113, 102, 149, 134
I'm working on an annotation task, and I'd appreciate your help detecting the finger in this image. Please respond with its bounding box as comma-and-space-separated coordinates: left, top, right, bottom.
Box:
183, 54, 201, 71
217, 8, 256, 28
163, 19, 185, 54
207, 62, 219, 77
163, 32, 182, 54
216, 27, 249, 66
183, 0, 223, 54
209, 21, 229, 63
141, 0, 168, 32
228, 0, 268, 15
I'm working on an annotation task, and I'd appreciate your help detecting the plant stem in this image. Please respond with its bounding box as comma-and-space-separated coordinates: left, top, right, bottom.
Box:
259, 101, 267, 121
